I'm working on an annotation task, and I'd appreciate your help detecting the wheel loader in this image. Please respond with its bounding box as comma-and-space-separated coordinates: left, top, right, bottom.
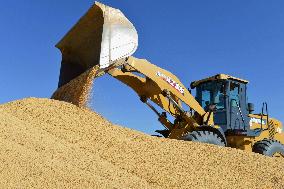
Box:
52, 2, 284, 158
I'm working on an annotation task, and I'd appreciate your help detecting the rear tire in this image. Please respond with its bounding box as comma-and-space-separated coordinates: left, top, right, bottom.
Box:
181, 130, 226, 147
252, 139, 284, 158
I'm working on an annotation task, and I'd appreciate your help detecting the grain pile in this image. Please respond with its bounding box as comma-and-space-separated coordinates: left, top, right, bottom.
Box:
0, 98, 283, 189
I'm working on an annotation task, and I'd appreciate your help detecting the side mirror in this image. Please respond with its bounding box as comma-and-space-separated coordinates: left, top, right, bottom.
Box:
248, 103, 255, 114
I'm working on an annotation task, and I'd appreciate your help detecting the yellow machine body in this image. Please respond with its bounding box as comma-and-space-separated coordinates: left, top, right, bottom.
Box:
52, 2, 284, 158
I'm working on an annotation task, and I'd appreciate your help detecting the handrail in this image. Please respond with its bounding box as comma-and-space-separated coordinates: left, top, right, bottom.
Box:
261, 102, 269, 130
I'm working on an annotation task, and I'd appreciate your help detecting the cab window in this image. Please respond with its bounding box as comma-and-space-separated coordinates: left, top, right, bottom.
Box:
197, 81, 226, 111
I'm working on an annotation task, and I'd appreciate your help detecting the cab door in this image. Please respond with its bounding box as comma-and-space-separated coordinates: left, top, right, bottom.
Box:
229, 81, 246, 130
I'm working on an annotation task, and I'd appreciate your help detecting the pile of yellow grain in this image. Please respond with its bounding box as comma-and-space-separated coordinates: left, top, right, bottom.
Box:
0, 98, 283, 188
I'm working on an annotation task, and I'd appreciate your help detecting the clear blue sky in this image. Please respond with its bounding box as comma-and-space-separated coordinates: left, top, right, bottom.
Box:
1, 1, 283, 134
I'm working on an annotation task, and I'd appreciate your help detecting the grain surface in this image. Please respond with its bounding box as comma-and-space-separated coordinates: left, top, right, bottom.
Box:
0, 98, 283, 189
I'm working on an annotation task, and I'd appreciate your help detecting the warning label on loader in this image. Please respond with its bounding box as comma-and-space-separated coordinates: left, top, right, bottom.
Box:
156, 71, 185, 95
249, 118, 266, 127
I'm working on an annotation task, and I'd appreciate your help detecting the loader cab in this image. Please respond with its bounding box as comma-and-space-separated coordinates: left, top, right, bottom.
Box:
191, 74, 252, 135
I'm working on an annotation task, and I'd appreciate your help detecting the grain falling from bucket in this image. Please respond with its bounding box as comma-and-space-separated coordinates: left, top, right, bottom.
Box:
51, 66, 100, 108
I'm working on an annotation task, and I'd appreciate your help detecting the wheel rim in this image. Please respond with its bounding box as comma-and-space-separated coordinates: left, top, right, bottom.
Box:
272, 152, 284, 158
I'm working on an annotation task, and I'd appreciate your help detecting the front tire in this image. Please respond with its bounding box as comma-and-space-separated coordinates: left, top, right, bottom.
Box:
252, 139, 284, 158
181, 130, 226, 147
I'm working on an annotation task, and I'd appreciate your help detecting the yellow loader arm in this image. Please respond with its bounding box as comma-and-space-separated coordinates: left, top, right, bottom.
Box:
106, 56, 215, 138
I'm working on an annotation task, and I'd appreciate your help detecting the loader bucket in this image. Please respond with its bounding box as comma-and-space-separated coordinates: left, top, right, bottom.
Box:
56, 2, 138, 87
